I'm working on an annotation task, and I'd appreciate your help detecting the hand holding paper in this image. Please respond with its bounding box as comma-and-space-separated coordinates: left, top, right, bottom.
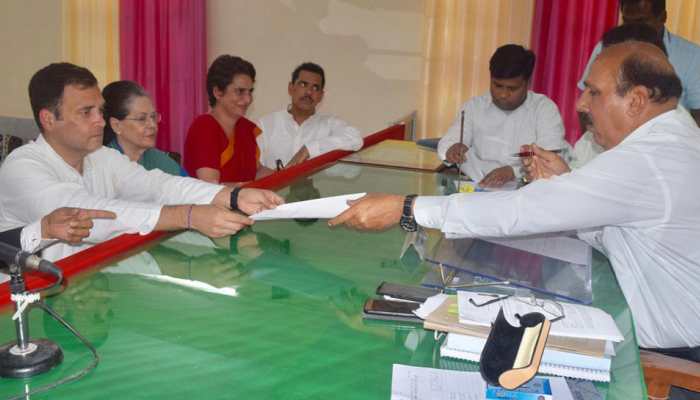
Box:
328, 193, 406, 231
250, 193, 366, 221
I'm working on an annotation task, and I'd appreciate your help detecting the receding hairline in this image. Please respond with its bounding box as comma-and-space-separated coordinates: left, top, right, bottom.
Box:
599, 41, 673, 72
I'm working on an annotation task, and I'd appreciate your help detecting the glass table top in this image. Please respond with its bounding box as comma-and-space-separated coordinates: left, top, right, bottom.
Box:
0, 164, 645, 399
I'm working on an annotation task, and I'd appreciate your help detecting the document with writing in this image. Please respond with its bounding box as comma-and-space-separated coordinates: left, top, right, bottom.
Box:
457, 292, 623, 342
391, 365, 574, 400
391, 364, 484, 400
250, 192, 365, 221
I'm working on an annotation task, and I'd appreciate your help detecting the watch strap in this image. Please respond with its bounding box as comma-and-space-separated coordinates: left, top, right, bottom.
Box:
400, 194, 418, 232
230, 187, 242, 213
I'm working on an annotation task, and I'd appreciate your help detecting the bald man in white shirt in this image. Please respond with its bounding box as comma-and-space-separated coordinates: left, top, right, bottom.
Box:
330, 42, 700, 357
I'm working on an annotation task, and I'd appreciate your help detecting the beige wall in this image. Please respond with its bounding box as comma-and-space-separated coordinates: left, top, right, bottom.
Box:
0, 0, 63, 118
1, 0, 425, 134
207, 0, 424, 136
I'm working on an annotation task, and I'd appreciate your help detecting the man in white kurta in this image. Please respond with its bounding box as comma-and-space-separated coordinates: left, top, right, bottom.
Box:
0, 62, 281, 261
0, 136, 221, 261
330, 43, 700, 351
257, 62, 363, 169
437, 91, 567, 183
437, 44, 567, 187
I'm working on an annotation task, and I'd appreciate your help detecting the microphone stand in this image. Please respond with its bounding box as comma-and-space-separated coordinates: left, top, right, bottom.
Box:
0, 261, 63, 378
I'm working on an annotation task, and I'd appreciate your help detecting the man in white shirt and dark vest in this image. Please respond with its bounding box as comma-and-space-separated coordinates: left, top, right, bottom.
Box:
330, 42, 700, 364
437, 44, 568, 188
0, 63, 282, 261
257, 62, 363, 170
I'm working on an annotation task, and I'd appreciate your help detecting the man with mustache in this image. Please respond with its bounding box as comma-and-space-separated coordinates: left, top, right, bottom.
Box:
437, 44, 567, 188
330, 42, 700, 365
571, 23, 667, 169
256, 62, 363, 169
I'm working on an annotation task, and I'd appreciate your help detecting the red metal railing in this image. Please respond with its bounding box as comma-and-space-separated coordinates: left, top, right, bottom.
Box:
0, 124, 405, 306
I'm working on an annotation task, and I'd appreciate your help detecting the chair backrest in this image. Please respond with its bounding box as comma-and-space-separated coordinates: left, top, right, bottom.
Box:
0, 116, 40, 165
640, 349, 700, 399
0, 134, 26, 165
390, 111, 417, 141
0, 116, 39, 142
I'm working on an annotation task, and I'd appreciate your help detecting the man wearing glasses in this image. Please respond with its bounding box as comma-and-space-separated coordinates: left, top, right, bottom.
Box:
257, 62, 363, 170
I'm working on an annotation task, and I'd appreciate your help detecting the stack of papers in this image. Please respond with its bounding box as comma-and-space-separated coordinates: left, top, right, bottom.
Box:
391, 364, 575, 400
457, 292, 623, 342
418, 294, 624, 382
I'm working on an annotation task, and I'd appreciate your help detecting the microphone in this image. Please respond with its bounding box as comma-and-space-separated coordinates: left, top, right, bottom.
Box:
0, 241, 61, 277
0, 241, 64, 378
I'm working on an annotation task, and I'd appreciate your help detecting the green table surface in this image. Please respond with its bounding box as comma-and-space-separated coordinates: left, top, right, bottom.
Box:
0, 163, 645, 399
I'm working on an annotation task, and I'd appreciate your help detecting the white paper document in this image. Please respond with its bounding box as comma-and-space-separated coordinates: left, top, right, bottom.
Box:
250, 192, 366, 221
391, 364, 485, 400
391, 364, 574, 400
457, 292, 624, 342
413, 293, 450, 319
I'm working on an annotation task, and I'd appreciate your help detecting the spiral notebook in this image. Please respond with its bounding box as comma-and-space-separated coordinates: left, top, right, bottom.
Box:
440, 333, 614, 382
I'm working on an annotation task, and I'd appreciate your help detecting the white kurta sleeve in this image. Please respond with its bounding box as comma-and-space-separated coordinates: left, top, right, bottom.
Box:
107, 150, 223, 206
19, 220, 53, 253
0, 146, 226, 245
304, 116, 363, 158
414, 148, 663, 238
0, 155, 162, 243
256, 116, 273, 169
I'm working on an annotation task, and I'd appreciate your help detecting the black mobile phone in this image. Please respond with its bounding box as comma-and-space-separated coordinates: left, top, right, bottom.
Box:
362, 298, 422, 323
376, 281, 441, 303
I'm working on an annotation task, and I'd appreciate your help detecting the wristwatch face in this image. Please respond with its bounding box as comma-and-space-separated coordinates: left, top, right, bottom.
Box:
400, 216, 418, 232
400, 194, 418, 232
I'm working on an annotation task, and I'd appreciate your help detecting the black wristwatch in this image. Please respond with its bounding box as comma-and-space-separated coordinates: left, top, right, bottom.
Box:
230, 187, 242, 213
399, 194, 418, 232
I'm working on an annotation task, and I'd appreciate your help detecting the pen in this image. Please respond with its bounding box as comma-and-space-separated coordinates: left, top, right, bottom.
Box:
511, 149, 563, 158
458, 110, 465, 181
459, 110, 465, 147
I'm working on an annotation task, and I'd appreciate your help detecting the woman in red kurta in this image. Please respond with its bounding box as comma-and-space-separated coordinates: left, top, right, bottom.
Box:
184, 55, 271, 183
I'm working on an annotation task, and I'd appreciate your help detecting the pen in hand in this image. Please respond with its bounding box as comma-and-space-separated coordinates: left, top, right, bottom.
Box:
511, 149, 563, 158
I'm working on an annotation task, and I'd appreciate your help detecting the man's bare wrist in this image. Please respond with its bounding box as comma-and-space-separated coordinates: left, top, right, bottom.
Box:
40, 216, 49, 239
